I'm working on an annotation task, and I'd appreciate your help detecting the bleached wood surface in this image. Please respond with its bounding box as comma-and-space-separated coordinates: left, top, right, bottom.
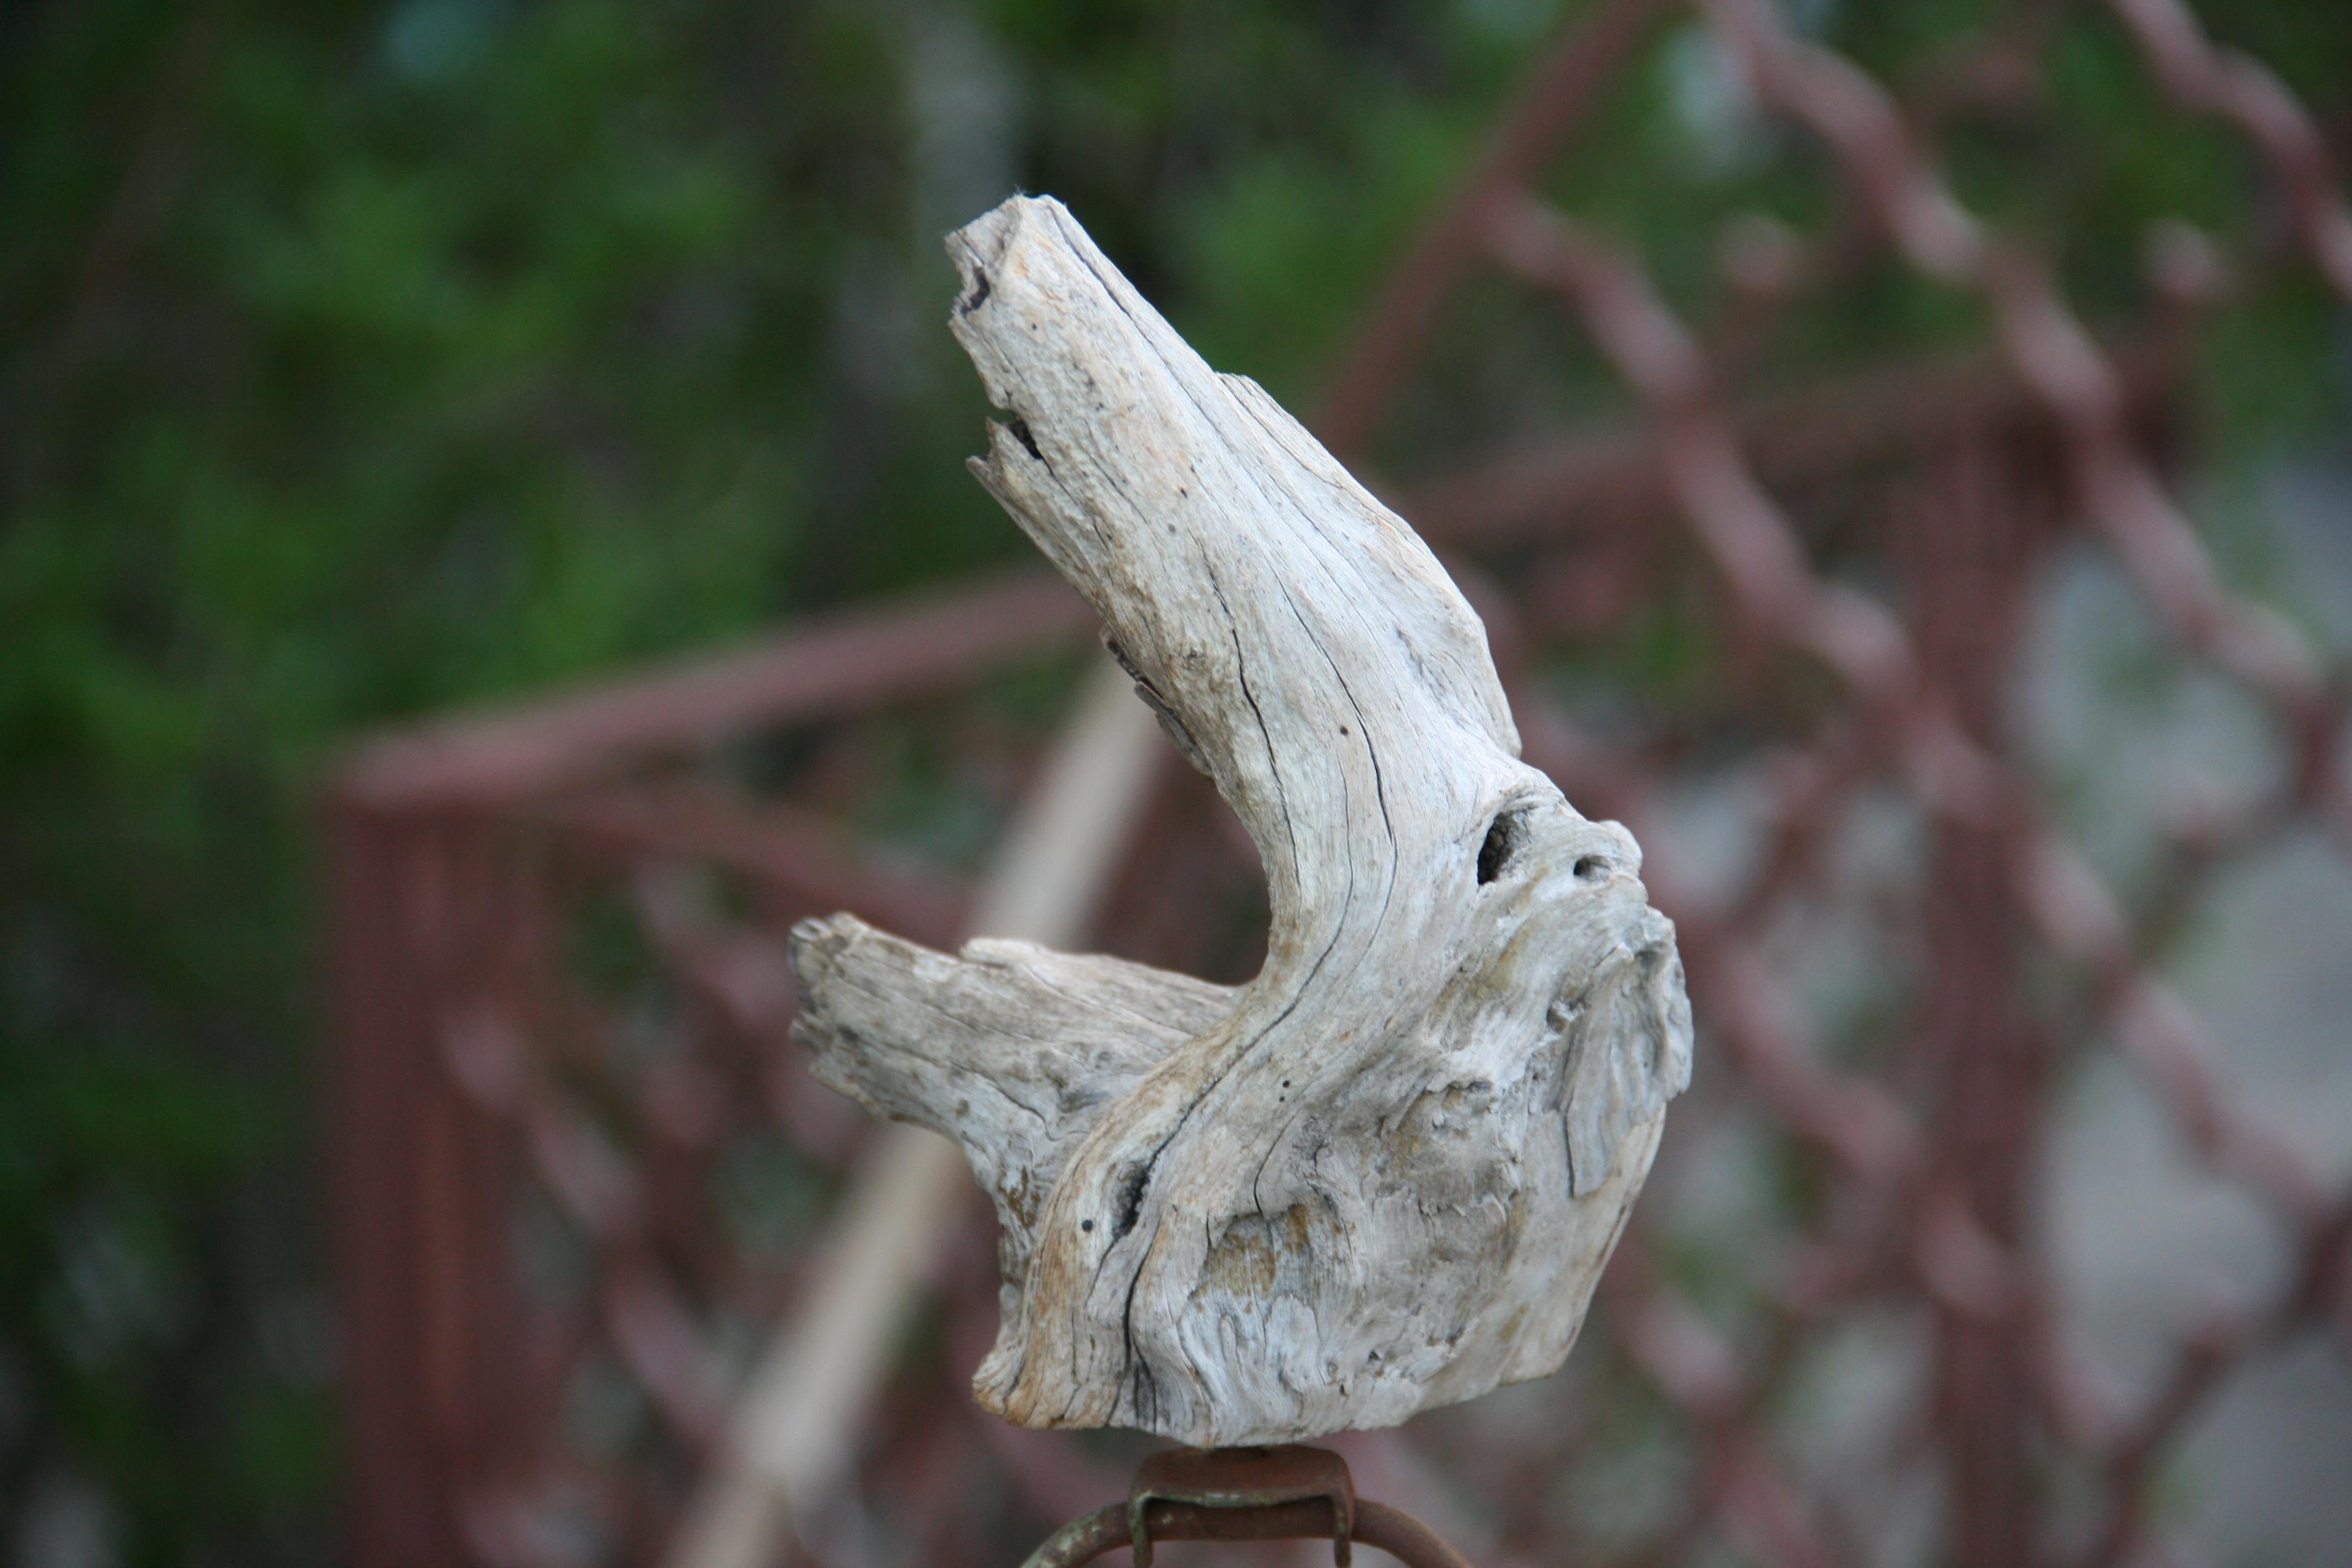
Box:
792, 195, 1693, 1448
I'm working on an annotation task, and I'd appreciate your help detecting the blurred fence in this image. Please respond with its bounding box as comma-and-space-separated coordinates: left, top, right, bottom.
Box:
327, 2, 2352, 1565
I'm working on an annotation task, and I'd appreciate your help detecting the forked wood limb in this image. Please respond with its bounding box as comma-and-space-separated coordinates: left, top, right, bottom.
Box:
792, 195, 1692, 1446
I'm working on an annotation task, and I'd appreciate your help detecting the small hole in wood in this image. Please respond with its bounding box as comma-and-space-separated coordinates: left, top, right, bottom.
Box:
1573, 855, 1606, 881
1111, 1161, 1149, 1241
1477, 811, 1526, 885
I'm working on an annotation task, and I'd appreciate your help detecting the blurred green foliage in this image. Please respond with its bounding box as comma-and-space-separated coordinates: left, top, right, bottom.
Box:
1, 0, 2347, 1563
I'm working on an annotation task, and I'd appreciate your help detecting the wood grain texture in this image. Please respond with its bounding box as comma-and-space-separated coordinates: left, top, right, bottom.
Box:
790, 195, 1692, 1446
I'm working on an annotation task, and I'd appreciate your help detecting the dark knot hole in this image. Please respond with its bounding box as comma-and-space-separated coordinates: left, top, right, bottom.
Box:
1477, 810, 1528, 885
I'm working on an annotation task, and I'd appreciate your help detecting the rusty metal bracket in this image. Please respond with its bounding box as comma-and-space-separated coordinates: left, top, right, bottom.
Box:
1018, 1445, 1470, 1568
1129, 1446, 1354, 1568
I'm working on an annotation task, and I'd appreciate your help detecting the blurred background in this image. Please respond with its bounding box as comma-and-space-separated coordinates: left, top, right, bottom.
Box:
5, 1, 2352, 1566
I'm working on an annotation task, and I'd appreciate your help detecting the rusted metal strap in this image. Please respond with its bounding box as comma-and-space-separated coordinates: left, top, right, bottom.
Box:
1019, 1446, 1471, 1568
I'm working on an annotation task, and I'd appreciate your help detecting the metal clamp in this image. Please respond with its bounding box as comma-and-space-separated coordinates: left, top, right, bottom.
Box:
1128, 1445, 1354, 1568
1016, 1442, 1469, 1568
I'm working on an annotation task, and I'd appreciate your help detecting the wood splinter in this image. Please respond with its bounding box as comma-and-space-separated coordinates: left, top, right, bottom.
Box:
790, 195, 1693, 1448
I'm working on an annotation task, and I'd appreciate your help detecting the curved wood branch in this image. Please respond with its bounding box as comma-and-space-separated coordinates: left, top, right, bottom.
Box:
791, 196, 1692, 1446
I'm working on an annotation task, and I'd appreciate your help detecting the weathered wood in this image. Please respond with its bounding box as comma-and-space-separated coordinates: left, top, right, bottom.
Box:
790, 195, 1693, 1447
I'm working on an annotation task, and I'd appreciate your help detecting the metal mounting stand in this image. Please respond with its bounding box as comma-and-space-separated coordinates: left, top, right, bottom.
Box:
1016, 1446, 1474, 1568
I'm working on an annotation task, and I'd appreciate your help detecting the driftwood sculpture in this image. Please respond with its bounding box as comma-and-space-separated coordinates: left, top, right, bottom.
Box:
790, 196, 1693, 1448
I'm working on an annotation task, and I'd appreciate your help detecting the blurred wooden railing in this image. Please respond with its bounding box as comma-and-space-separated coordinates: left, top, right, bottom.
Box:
328, 3, 2352, 1564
